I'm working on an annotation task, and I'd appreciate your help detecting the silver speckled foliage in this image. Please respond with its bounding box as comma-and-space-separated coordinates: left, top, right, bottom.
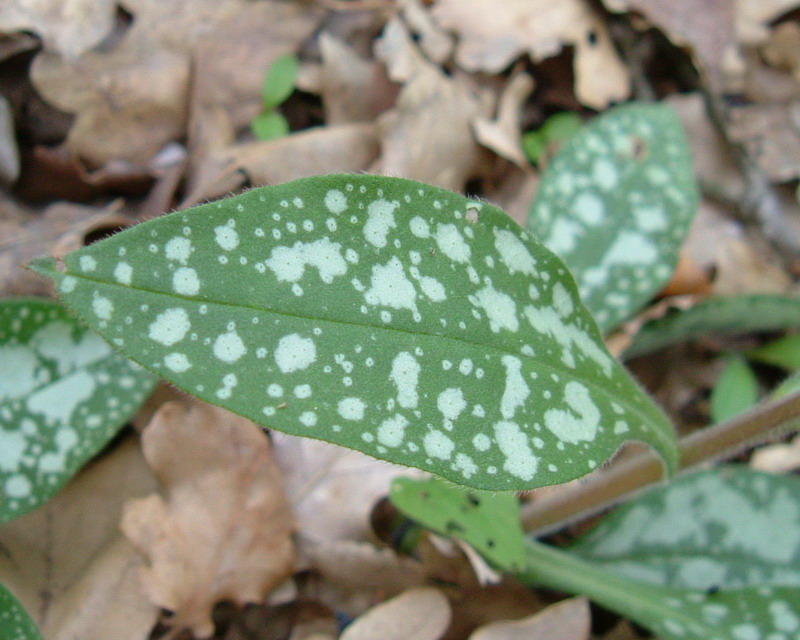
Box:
529, 103, 698, 333
0, 299, 156, 523
31, 174, 677, 490
0, 584, 40, 640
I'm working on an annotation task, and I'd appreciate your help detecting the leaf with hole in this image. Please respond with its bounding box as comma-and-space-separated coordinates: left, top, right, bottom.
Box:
710, 356, 759, 423
389, 476, 526, 572
0, 583, 41, 640
623, 294, 800, 359
29, 174, 677, 490
0, 299, 156, 524
528, 103, 698, 333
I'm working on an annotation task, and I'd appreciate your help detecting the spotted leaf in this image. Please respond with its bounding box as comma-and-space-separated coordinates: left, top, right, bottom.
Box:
0, 583, 41, 640
624, 294, 800, 359
0, 299, 156, 523
528, 103, 698, 333
567, 466, 800, 590
30, 174, 677, 490
390, 476, 526, 572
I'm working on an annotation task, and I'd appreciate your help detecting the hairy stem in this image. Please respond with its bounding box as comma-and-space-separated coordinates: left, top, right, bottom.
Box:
521, 389, 800, 536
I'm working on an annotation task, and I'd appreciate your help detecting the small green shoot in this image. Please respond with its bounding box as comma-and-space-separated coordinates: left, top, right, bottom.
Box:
251, 53, 299, 141
711, 355, 759, 423
522, 112, 582, 166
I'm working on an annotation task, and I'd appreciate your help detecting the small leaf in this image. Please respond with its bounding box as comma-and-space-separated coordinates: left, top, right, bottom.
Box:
567, 467, 800, 590
30, 174, 677, 490
624, 294, 800, 359
0, 299, 156, 523
0, 583, 41, 640
522, 112, 582, 165
749, 333, 800, 371
251, 111, 290, 141
710, 356, 759, 423
390, 476, 526, 572
528, 103, 698, 333
261, 53, 299, 110
772, 373, 800, 399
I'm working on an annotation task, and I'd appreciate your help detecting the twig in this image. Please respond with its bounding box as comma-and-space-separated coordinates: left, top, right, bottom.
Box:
521, 389, 800, 536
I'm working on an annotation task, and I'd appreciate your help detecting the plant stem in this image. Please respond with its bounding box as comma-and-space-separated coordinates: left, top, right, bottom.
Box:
519, 539, 700, 633
521, 389, 800, 536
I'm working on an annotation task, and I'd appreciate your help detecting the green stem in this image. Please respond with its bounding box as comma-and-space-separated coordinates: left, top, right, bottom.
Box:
519, 540, 704, 635
521, 389, 800, 535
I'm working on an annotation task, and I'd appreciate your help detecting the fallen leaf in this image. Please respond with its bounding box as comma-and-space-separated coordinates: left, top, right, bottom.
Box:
763, 21, 800, 82
658, 253, 713, 297
0, 0, 117, 60
298, 539, 426, 594
473, 71, 535, 168
121, 401, 295, 638
0, 437, 160, 640
735, 0, 800, 45
728, 101, 800, 182
400, 0, 454, 63
339, 587, 451, 640
319, 32, 395, 125
372, 16, 492, 190
750, 434, 800, 473
468, 597, 591, 640
184, 122, 380, 205
0, 199, 130, 297
272, 434, 420, 543
29, 0, 321, 168
602, 0, 736, 90
0, 95, 20, 184
431, 0, 629, 108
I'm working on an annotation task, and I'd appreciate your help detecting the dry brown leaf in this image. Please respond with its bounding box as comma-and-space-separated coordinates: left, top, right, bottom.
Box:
184, 122, 380, 205
431, 0, 629, 108
298, 539, 426, 594
0, 95, 19, 184
0, 437, 160, 640
372, 16, 491, 191
473, 72, 535, 168
763, 22, 800, 82
0, 198, 130, 297
121, 401, 295, 638
340, 587, 451, 640
728, 102, 800, 182
468, 597, 591, 640
319, 32, 395, 126
735, 0, 800, 45
0, 0, 117, 59
400, 0, 454, 63
751, 434, 800, 473
30, 0, 321, 167
272, 433, 420, 543
602, 0, 736, 89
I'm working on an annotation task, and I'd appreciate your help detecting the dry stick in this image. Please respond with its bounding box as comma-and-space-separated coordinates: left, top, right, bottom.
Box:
521, 389, 800, 537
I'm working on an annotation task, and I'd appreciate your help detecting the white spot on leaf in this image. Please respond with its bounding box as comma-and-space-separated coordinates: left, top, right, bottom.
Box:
274, 334, 316, 373
500, 356, 529, 420
364, 199, 397, 248
172, 267, 200, 295
148, 308, 190, 346
390, 352, 420, 409
544, 381, 601, 444
213, 329, 247, 363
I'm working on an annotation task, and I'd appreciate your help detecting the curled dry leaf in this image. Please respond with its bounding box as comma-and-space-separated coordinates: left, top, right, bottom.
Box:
468, 597, 591, 640
121, 401, 295, 638
431, 0, 629, 109
473, 71, 535, 168
728, 102, 800, 182
373, 16, 492, 190
0, 0, 116, 60
340, 587, 451, 640
0, 437, 160, 640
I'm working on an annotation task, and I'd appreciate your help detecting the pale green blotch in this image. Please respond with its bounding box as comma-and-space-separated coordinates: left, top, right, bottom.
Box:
31, 175, 679, 491
0, 298, 156, 524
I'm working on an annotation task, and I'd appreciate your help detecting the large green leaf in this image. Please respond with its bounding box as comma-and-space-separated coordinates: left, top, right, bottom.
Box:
29, 174, 677, 490
528, 103, 698, 333
567, 466, 800, 590
391, 473, 800, 640
0, 583, 41, 640
0, 299, 156, 523
624, 294, 800, 359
